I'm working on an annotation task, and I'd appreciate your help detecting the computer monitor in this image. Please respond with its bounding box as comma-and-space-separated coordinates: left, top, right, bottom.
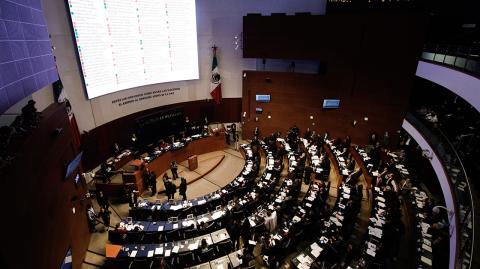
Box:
322, 99, 340, 109
255, 94, 271, 102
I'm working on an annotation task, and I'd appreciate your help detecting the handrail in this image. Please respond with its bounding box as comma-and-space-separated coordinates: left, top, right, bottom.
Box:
436, 128, 475, 268
421, 43, 480, 78
405, 112, 475, 269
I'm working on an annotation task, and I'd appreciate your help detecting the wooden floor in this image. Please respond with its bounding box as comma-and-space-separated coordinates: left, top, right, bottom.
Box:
83, 146, 245, 268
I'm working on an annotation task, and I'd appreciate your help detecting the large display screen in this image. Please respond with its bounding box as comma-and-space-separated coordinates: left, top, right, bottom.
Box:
67, 0, 199, 99
0, 0, 58, 114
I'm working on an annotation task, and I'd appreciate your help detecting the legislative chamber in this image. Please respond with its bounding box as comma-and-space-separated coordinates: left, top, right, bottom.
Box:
0, 0, 478, 269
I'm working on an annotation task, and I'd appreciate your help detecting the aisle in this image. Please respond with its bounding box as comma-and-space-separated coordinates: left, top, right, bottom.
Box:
82, 146, 246, 268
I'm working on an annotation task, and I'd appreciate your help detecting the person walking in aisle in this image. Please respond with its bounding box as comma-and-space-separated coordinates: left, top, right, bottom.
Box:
150, 171, 157, 197
179, 177, 187, 200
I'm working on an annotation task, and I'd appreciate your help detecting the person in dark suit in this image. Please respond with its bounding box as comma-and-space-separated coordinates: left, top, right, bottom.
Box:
240, 218, 251, 247
179, 177, 187, 200
99, 207, 111, 231
96, 190, 109, 209
150, 171, 157, 197
231, 219, 241, 250
162, 174, 170, 197
170, 160, 178, 180
167, 181, 176, 200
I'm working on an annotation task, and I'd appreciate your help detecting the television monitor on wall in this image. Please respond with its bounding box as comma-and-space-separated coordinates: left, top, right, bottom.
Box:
66, 0, 199, 99
65, 152, 83, 180
323, 99, 340, 109
256, 94, 271, 103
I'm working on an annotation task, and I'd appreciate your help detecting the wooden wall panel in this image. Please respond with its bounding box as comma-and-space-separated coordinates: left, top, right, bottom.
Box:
81, 98, 241, 171
241, 12, 426, 145
0, 103, 90, 269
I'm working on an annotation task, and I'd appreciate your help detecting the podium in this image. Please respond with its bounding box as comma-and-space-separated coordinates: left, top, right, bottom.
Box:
188, 155, 198, 170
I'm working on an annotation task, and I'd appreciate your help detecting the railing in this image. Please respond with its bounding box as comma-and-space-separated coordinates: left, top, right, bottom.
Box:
421, 44, 480, 77
405, 112, 476, 269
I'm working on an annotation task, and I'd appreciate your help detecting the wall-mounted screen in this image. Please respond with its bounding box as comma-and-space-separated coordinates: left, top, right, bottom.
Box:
323, 99, 340, 109
65, 152, 83, 180
67, 0, 199, 99
256, 94, 271, 103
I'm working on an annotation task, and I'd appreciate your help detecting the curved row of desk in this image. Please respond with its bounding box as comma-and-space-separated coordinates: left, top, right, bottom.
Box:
106, 133, 376, 268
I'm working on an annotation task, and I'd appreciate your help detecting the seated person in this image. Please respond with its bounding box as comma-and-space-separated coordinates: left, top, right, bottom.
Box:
200, 238, 210, 253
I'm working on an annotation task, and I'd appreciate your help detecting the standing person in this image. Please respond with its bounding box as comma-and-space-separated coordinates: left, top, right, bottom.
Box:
97, 190, 109, 209
150, 171, 157, 197
128, 190, 139, 208
231, 219, 241, 250
99, 207, 111, 231
87, 204, 97, 233
240, 218, 251, 248
142, 168, 150, 190
170, 160, 178, 180
179, 177, 187, 200
165, 180, 171, 200
162, 174, 169, 198
170, 180, 176, 200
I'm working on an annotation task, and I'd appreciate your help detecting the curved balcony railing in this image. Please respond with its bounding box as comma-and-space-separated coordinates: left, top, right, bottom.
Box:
405, 112, 477, 269
422, 44, 480, 77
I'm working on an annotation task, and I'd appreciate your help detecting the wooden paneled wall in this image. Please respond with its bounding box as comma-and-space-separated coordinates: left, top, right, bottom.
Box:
0, 103, 90, 269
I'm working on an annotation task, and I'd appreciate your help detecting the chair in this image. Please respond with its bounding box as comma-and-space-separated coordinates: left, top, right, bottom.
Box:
175, 251, 197, 268
183, 228, 198, 239
165, 230, 179, 242
142, 232, 159, 244
215, 239, 233, 256
197, 248, 215, 263
233, 210, 245, 221
252, 221, 265, 234
203, 222, 216, 234
108, 230, 125, 244
105, 258, 129, 269
125, 232, 142, 244
128, 258, 153, 269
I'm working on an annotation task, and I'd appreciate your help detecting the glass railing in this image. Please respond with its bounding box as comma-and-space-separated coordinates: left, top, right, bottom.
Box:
405, 112, 476, 269
421, 44, 480, 77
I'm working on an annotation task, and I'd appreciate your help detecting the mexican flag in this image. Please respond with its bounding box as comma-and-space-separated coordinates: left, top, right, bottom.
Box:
210, 47, 222, 104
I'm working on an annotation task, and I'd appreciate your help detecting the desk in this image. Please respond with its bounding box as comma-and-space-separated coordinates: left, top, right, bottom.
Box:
210, 255, 231, 269
116, 232, 218, 258
228, 249, 243, 268
147, 134, 226, 178
189, 262, 211, 269
350, 146, 373, 187
210, 228, 230, 244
